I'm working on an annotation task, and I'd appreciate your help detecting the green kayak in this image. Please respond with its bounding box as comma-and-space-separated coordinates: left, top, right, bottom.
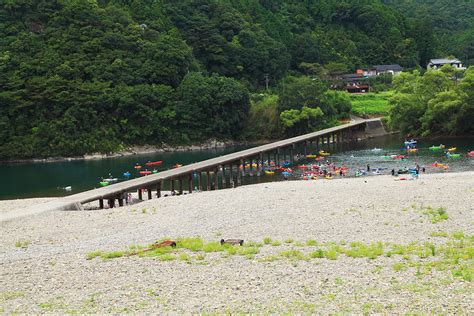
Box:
99, 181, 109, 186
447, 153, 461, 158
429, 146, 441, 151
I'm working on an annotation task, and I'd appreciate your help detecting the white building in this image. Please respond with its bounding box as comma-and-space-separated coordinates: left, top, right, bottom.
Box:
427, 58, 466, 70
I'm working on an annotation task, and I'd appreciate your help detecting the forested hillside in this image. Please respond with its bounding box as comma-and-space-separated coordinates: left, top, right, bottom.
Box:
0, 0, 472, 160
383, 0, 474, 66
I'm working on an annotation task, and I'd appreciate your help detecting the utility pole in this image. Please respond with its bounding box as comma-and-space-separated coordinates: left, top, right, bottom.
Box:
264, 73, 269, 91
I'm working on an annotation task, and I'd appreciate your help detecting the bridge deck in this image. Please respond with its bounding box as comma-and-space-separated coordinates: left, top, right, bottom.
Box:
1, 119, 379, 222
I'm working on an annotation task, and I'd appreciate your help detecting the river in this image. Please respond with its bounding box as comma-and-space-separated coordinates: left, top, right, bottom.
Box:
1, 135, 473, 200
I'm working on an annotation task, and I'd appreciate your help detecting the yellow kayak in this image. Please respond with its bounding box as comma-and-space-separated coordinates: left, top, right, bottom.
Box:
306, 154, 317, 158
448, 147, 457, 152
264, 170, 275, 175
407, 148, 417, 153
319, 150, 330, 156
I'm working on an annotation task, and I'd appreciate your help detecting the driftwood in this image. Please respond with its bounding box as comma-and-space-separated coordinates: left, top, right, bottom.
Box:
220, 238, 244, 246
127, 240, 176, 256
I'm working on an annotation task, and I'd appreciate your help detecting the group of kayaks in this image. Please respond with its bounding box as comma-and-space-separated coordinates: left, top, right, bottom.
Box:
99, 160, 164, 186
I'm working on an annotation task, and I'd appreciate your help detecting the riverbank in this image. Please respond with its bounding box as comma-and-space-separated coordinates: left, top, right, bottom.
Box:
1, 172, 473, 313
0, 139, 269, 165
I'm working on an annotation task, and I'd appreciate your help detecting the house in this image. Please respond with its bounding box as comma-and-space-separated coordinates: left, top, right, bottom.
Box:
341, 74, 369, 93
427, 58, 466, 70
368, 64, 403, 76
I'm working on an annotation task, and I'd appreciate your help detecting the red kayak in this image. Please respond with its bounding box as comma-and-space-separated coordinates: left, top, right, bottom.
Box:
145, 161, 162, 166
140, 170, 152, 175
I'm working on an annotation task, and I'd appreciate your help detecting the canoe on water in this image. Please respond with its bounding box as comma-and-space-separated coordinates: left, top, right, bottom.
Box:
145, 161, 163, 166
100, 181, 109, 186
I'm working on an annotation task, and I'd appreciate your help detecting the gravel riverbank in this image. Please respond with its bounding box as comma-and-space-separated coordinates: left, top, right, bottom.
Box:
1, 172, 473, 313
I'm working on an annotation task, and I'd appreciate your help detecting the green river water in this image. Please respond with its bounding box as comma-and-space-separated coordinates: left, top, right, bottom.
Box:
1, 135, 473, 200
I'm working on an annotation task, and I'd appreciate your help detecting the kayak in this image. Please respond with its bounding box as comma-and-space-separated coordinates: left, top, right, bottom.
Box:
446, 153, 460, 158
134, 165, 142, 169
306, 154, 317, 158
152, 169, 158, 174
325, 176, 333, 180
123, 172, 131, 177
469, 151, 474, 157
140, 170, 152, 175
281, 171, 292, 177
145, 161, 162, 166
398, 169, 409, 174
371, 148, 382, 152
448, 147, 457, 152
319, 150, 330, 156
173, 164, 182, 168
103, 178, 118, 182
264, 170, 275, 175
404, 140, 417, 146
297, 165, 308, 169
407, 148, 418, 153
99, 181, 109, 186
430, 144, 446, 150
431, 162, 445, 167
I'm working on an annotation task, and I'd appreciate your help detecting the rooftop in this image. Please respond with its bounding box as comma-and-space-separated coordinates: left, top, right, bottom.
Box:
429, 58, 462, 65
373, 64, 403, 72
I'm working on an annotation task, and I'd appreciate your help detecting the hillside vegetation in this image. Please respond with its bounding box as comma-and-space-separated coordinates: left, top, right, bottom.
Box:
1, 0, 473, 159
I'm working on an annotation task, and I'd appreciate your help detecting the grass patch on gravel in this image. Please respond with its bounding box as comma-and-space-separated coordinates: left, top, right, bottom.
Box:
85, 234, 473, 281
410, 204, 449, 223
14, 240, 30, 248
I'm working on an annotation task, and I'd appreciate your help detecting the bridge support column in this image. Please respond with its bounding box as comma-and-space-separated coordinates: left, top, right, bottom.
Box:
237, 162, 242, 186
157, 182, 161, 198
188, 174, 193, 193
206, 171, 211, 190
214, 168, 219, 190
118, 194, 124, 206
291, 144, 295, 164
99, 199, 104, 209
198, 172, 202, 191
170, 179, 175, 194
179, 178, 183, 195
220, 165, 226, 188
138, 188, 143, 200
229, 165, 234, 187
108, 198, 115, 208
275, 148, 280, 167
240, 158, 245, 177
147, 188, 152, 200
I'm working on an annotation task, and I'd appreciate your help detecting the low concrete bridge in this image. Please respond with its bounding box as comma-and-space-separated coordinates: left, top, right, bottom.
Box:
1, 118, 384, 222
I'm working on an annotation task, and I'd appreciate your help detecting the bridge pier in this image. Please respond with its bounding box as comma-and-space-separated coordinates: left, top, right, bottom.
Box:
99, 199, 104, 209
198, 172, 203, 191
138, 188, 143, 200
157, 182, 161, 198
188, 174, 193, 193
206, 171, 211, 190
214, 168, 219, 190
147, 188, 152, 200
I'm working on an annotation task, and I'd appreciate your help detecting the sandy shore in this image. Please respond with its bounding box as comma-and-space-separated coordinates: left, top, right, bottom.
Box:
1, 172, 473, 313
